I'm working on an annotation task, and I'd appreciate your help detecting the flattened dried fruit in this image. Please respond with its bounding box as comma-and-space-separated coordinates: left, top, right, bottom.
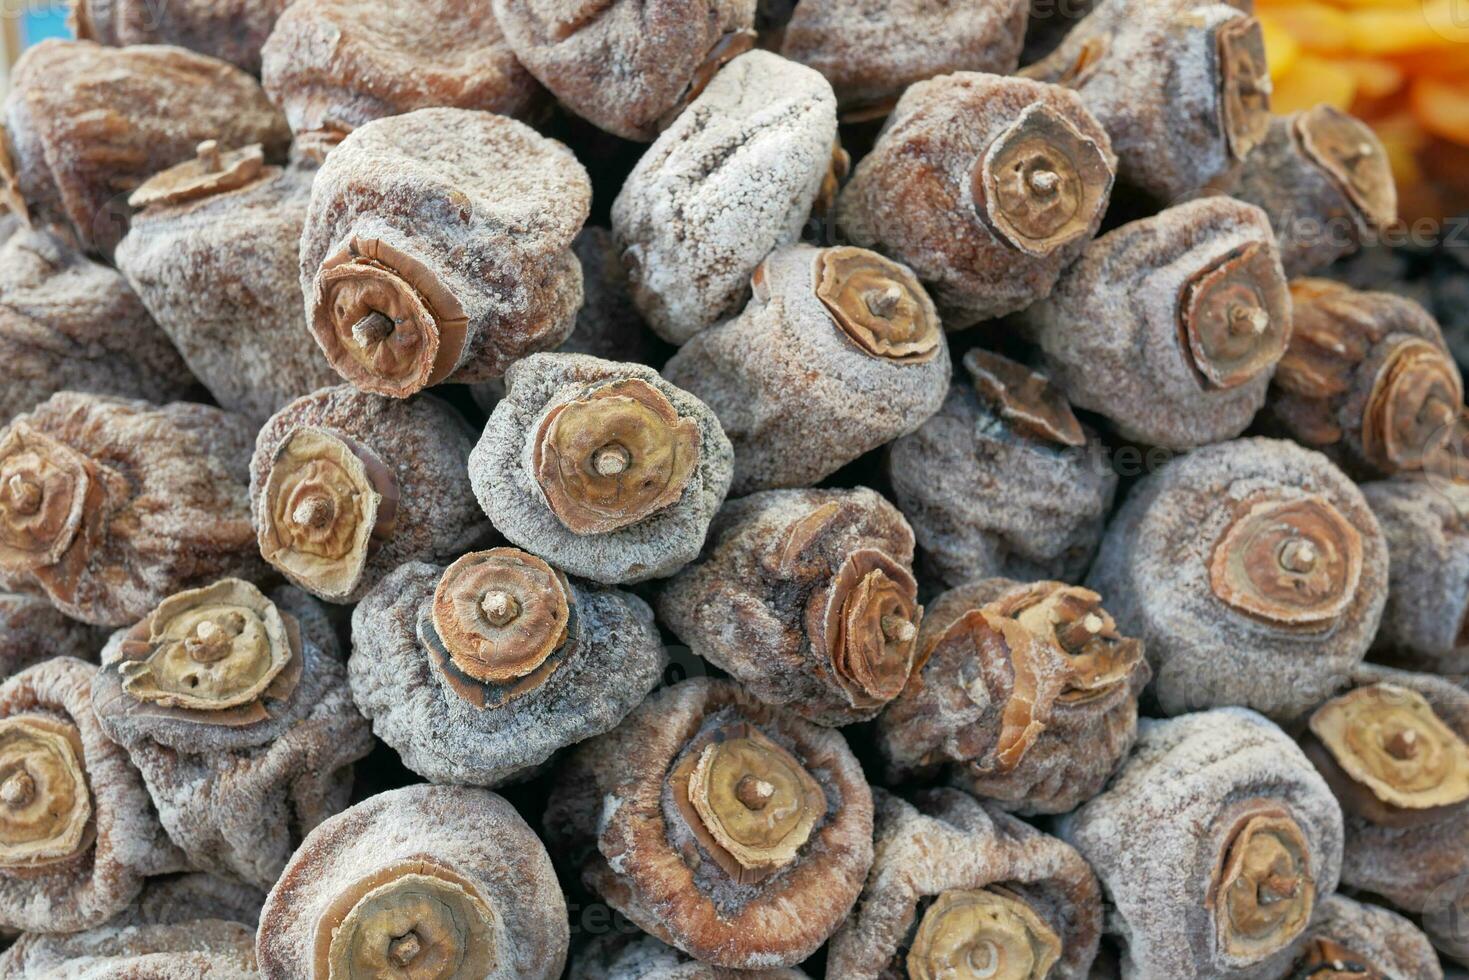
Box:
256, 784, 567, 980
1306, 682, 1469, 826
1088, 439, 1388, 721
612, 50, 836, 344
0, 393, 263, 627
889, 349, 1115, 588
0, 591, 98, 680
0, 228, 193, 427
877, 579, 1148, 814
1301, 665, 1469, 966
664, 245, 949, 494
1023, 0, 1270, 202
116, 154, 342, 422
471, 353, 733, 584
781, 0, 1027, 119
0, 658, 184, 933
1267, 279, 1467, 481
828, 788, 1101, 979
1059, 708, 1343, 979
1362, 477, 1469, 674
251, 385, 491, 604
92, 580, 372, 889
301, 108, 588, 396
349, 549, 663, 786
837, 72, 1114, 327
0, 40, 288, 255
262, 0, 542, 160
71, 0, 291, 73
492, 0, 756, 141
0, 916, 259, 978
1227, 106, 1398, 278
544, 678, 873, 969
1284, 895, 1442, 980
659, 488, 921, 726
1020, 197, 1290, 449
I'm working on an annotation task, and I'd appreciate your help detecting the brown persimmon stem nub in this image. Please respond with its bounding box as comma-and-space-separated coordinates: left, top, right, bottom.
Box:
973, 103, 1112, 258
823, 549, 921, 710
118, 578, 296, 711
813, 247, 941, 364
429, 548, 570, 686
532, 378, 700, 535
312, 238, 470, 398
1361, 337, 1465, 474
259, 426, 400, 601
0, 715, 93, 868
676, 724, 827, 885
1179, 243, 1288, 391
1212, 809, 1314, 963
1209, 494, 1363, 631
1216, 16, 1272, 161
1308, 683, 1469, 815
323, 863, 499, 980
1296, 105, 1397, 232
964, 349, 1086, 447
0, 423, 94, 573
906, 888, 1063, 980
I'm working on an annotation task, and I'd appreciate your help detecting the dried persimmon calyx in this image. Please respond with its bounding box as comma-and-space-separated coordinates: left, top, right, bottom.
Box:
1211, 807, 1317, 963
313, 237, 470, 399
1214, 13, 1270, 161
127, 141, 268, 210
0, 714, 93, 868
907, 887, 1062, 980
532, 378, 701, 535
0, 424, 94, 573
1360, 337, 1464, 475
974, 103, 1113, 259
671, 722, 827, 885
1295, 106, 1396, 234
813, 247, 941, 363
325, 862, 501, 978
1004, 583, 1144, 704
964, 349, 1084, 447
1179, 242, 1289, 392
116, 579, 295, 711
1307, 683, 1469, 825
821, 548, 921, 711
258, 426, 399, 602
421, 548, 572, 703
1208, 493, 1363, 632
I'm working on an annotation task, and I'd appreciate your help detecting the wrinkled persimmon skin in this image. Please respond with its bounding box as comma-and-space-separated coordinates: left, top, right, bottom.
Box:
825, 788, 1102, 980
658, 487, 922, 727
0, 393, 263, 628
256, 784, 567, 980
876, 578, 1148, 815
1268, 280, 1464, 481
0, 39, 288, 256
543, 678, 874, 970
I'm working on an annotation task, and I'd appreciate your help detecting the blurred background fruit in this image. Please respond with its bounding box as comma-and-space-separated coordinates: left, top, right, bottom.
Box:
1260, 0, 1469, 221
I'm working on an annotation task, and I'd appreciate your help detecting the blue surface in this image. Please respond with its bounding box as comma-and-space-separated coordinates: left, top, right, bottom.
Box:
21, 7, 72, 48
